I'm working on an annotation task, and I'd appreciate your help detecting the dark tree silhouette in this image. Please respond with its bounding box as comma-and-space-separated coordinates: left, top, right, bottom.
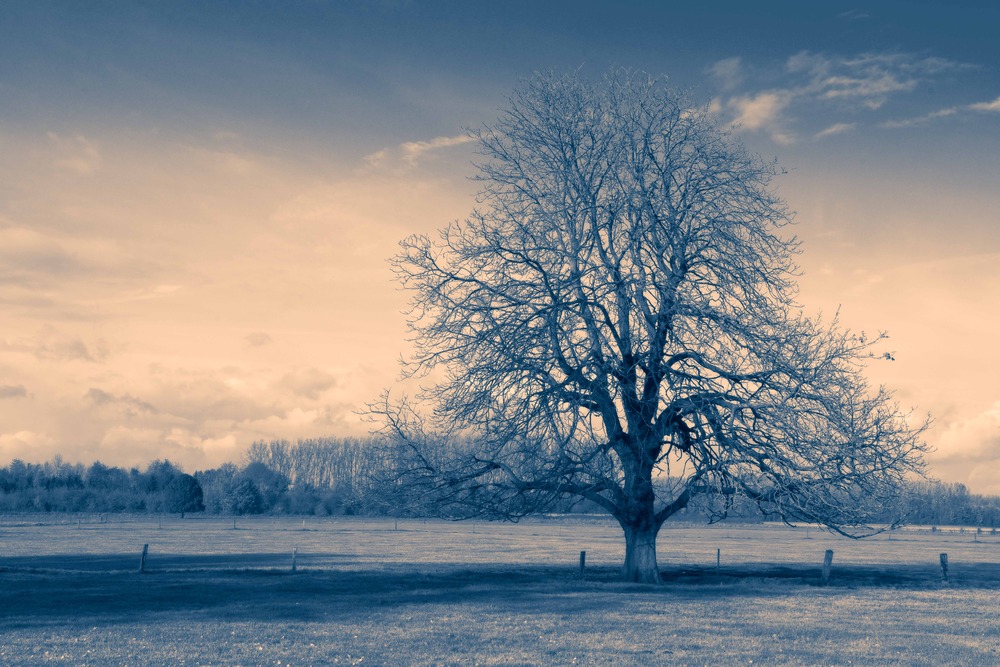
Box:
165, 473, 205, 516
372, 70, 928, 582
225, 478, 265, 515
239, 462, 290, 511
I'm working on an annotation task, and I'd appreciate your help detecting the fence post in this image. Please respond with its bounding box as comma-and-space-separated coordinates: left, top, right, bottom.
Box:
822, 549, 834, 584
579, 550, 586, 578
940, 553, 949, 582
716, 548, 721, 578
292, 547, 298, 573
139, 544, 149, 573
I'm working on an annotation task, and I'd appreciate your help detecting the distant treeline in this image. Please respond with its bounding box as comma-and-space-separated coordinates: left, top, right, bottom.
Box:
0, 450, 363, 517
2, 438, 999, 527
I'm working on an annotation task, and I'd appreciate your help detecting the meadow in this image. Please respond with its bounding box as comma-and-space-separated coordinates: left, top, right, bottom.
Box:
1, 514, 998, 665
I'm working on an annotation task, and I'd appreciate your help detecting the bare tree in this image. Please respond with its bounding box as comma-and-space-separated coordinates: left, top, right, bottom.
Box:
371, 70, 928, 583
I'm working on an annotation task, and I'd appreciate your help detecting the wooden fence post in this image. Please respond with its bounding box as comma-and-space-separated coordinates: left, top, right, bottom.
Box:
579, 550, 586, 578
139, 544, 149, 573
292, 547, 298, 573
822, 549, 834, 584
940, 553, 949, 582
716, 548, 721, 578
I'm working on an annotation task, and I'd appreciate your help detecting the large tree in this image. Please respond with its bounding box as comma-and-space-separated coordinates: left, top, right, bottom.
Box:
373, 70, 928, 583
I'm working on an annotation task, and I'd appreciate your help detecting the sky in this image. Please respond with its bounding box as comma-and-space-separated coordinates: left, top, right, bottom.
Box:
1, 1, 998, 491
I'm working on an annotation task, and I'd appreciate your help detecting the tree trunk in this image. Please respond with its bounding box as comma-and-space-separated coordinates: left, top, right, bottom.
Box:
617, 444, 663, 583
622, 521, 662, 583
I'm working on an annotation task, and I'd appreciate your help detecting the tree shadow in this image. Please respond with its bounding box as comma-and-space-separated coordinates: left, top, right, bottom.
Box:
0, 552, 353, 572
3, 558, 999, 630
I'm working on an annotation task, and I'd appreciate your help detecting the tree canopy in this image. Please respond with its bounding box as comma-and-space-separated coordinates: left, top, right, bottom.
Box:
373, 70, 928, 582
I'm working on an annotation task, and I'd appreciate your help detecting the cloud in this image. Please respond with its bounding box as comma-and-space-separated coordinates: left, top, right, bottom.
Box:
929, 401, 1000, 493
86, 387, 159, 417
43, 336, 108, 363
0, 359, 361, 470
717, 50, 972, 142
0, 226, 93, 287
400, 133, 475, 165
48, 133, 102, 175
880, 107, 959, 128
814, 122, 857, 139
1, 329, 110, 362
708, 57, 743, 91
0, 384, 27, 399
726, 92, 796, 143
0, 127, 470, 472
278, 367, 338, 400
186, 146, 262, 176
149, 372, 280, 424
364, 148, 389, 168
789, 51, 949, 109
0, 221, 172, 322
970, 96, 1000, 112
93, 424, 240, 471
245, 332, 273, 347
0, 430, 58, 461
364, 132, 474, 169
838, 9, 869, 20
785, 51, 828, 76
931, 401, 1000, 464
881, 95, 998, 128
730, 92, 788, 130
820, 73, 916, 108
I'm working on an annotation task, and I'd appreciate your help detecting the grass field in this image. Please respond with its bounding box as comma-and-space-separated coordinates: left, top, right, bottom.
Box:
2, 515, 999, 665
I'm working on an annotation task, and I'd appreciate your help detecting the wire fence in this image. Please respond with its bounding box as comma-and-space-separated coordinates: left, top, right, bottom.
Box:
2, 514, 999, 587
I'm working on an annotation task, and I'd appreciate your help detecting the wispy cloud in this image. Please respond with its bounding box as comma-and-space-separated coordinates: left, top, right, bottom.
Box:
364, 148, 390, 169
0, 384, 27, 399
838, 8, 870, 20
400, 134, 474, 164
970, 95, 1000, 112
364, 133, 474, 169
714, 50, 972, 143
881, 95, 1000, 128
814, 122, 856, 139
786, 51, 960, 110
820, 73, 916, 108
1, 329, 110, 363
86, 387, 160, 416
707, 57, 743, 91
48, 133, 102, 175
881, 107, 959, 128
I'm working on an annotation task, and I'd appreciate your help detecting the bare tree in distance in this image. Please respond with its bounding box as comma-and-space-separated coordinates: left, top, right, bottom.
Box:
370, 70, 929, 583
